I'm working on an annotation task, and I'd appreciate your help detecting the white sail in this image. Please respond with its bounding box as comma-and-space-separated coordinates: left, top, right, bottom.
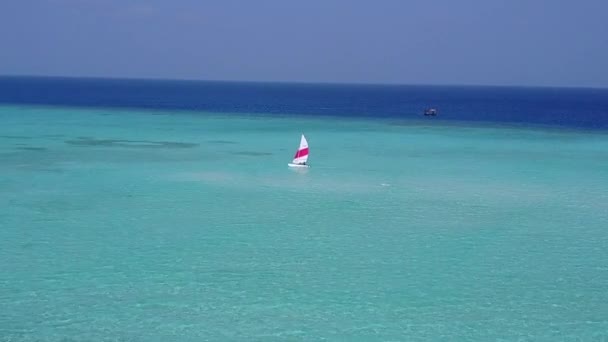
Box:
290, 134, 309, 166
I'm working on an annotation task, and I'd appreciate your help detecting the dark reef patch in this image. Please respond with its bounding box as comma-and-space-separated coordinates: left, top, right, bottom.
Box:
1, 135, 32, 140
16, 147, 47, 151
65, 137, 199, 149
207, 140, 238, 145
41, 134, 67, 138
229, 151, 273, 156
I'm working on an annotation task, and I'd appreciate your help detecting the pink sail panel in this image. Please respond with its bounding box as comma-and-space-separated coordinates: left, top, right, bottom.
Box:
293, 147, 309, 159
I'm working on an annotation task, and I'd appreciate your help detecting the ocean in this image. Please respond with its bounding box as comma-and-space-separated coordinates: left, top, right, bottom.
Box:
1, 76, 607, 341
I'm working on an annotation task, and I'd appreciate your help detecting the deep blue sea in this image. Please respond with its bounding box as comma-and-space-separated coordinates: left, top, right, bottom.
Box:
1, 76, 608, 341
1, 76, 607, 130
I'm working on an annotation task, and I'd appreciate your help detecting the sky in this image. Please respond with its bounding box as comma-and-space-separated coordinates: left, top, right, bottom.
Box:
0, 0, 607, 88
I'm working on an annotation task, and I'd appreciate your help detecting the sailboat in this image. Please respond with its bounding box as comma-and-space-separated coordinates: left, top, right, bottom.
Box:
288, 134, 310, 168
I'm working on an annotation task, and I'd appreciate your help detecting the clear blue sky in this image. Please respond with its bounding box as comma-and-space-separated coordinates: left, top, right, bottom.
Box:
1, 0, 607, 87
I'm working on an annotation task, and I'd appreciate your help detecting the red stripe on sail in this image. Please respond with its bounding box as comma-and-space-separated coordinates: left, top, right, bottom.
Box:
293, 147, 309, 158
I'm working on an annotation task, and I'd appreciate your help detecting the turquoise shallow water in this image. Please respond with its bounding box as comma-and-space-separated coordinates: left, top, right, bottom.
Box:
1, 105, 608, 341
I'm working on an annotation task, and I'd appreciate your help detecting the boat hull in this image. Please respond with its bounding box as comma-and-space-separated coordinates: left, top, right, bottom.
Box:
288, 163, 309, 168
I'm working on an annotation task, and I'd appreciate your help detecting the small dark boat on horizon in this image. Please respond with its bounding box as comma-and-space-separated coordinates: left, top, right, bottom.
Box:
424, 108, 438, 116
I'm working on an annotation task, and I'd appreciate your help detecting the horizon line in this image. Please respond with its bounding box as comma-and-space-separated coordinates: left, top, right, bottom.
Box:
1, 73, 606, 91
